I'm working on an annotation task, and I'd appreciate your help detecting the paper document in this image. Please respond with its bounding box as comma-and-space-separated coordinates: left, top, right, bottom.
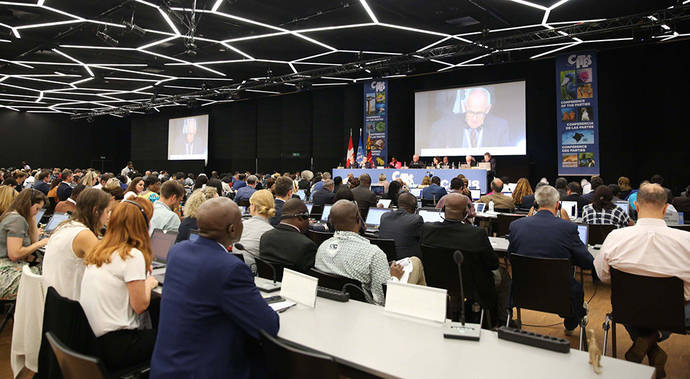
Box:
269, 300, 296, 312
396, 257, 413, 283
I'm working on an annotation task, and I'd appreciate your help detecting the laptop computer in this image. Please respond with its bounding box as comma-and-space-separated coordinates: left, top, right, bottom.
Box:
305, 203, 313, 215
35, 208, 46, 226
296, 189, 307, 201
150, 229, 178, 271
470, 189, 481, 200
561, 201, 578, 220
189, 231, 200, 242
409, 188, 422, 198
502, 192, 512, 198
377, 199, 392, 208
577, 224, 589, 246
320, 204, 332, 222
505, 183, 517, 193
615, 201, 629, 215
364, 208, 392, 230
473, 202, 485, 213
370, 185, 385, 196
418, 209, 444, 223
238, 206, 246, 215
43, 212, 69, 235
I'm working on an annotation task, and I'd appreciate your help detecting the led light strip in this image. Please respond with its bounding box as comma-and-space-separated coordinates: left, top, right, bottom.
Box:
52, 49, 94, 76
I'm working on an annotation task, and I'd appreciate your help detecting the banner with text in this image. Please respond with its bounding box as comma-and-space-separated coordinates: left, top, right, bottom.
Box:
556, 51, 600, 176
364, 80, 388, 166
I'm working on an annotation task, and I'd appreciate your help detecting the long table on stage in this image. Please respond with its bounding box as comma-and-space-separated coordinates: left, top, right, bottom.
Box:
332, 168, 489, 193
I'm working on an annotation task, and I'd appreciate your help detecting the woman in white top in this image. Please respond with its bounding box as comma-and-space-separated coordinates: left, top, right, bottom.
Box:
43, 188, 113, 300
236, 189, 275, 267
123, 176, 144, 201
80, 198, 158, 371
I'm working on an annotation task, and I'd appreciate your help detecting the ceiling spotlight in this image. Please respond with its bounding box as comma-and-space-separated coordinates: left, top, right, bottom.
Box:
123, 21, 146, 37
184, 39, 197, 56
266, 67, 273, 77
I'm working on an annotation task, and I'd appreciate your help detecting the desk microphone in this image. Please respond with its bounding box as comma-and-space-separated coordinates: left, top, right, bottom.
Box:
234, 242, 245, 251
453, 251, 466, 325
443, 250, 481, 340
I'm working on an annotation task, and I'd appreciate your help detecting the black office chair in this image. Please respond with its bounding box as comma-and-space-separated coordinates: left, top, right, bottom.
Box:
259, 329, 339, 378
254, 257, 296, 282
236, 199, 250, 207
420, 198, 436, 208
308, 268, 372, 303
602, 268, 687, 357
509, 253, 588, 350
668, 224, 690, 231
420, 245, 493, 328
46, 332, 107, 379
493, 208, 513, 213
493, 213, 524, 237
587, 224, 617, 245
367, 238, 397, 261
307, 230, 334, 246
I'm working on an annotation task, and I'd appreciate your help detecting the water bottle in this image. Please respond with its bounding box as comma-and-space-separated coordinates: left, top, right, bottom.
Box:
488, 200, 495, 212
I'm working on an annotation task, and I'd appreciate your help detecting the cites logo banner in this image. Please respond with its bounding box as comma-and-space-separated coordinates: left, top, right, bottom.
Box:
567, 54, 592, 69
371, 81, 386, 92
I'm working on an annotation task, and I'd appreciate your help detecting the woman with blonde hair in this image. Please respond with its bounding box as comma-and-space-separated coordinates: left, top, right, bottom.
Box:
236, 189, 275, 266
0, 189, 48, 300
104, 177, 121, 190
43, 188, 113, 300
512, 178, 534, 208
175, 187, 218, 242
418, 176, 431, 189
80, 170, 98, 187
80, 198, 158, 371
0, 186, 18, 215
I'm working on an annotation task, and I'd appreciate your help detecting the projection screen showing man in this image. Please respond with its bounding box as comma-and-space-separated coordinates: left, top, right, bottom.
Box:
415, 81, 526, 156
168, 114, 209, 161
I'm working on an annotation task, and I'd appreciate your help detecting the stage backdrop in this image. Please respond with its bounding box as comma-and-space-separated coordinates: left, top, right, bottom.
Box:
364, 80, 388, 166
556, 51, 600, 176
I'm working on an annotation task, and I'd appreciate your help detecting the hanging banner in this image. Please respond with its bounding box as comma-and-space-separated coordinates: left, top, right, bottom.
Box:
556, 51, 600, 176
364, 80, 388, 167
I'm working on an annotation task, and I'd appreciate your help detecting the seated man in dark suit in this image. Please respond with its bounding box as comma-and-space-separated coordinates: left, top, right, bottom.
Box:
260, 199, 316, 273
32, 170, 51, 195
378, 193, 423, 259
151, 197, 279, 379
562, 181, 588, 215
269, 176, 293, 226
421, 176, 447, 202
671, 185, 690, 217
420, 193, 509, 325
408, 154, 425, 168
311, 179, 336, 207
57, 169, 74, 201
351, 174, 377, 220
507, 185, 594, 335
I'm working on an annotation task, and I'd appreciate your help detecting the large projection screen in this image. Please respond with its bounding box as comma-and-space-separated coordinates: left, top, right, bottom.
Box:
415, 81, 526, 156
168, 114, 209, 161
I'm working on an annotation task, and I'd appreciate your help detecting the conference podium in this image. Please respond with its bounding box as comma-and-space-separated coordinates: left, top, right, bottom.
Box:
332, 168, 489, 193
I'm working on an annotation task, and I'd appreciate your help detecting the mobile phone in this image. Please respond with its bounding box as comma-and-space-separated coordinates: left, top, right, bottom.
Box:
264, 296, 285, 304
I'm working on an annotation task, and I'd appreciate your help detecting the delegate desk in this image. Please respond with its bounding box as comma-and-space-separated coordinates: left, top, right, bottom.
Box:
332, 168, 489, 194
278, 297, 654, 378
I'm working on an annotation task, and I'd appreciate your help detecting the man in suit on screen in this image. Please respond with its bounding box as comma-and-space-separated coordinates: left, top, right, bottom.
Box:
173, 117, 206, 156
429, 87, 510, 149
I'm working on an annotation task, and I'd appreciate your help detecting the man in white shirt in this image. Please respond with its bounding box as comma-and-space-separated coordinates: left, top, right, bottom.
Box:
595, 183, 690, 375
121, 161, 133, 177
149, 180, 184, 234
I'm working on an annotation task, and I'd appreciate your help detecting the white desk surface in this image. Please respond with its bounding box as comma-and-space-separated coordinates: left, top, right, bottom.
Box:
489, 236, 599, 258
278, 297, 654, 379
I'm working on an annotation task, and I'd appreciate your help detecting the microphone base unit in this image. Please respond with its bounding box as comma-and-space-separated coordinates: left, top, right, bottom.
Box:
443, 321, 482, 341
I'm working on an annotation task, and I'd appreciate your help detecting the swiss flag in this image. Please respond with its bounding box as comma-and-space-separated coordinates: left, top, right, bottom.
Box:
345, 130, 354, 168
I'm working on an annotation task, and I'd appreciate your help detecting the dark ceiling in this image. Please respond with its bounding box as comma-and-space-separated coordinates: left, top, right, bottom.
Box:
0, 0, 687, 117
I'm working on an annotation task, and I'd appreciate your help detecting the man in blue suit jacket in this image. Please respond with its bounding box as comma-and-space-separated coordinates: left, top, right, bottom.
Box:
421, 176, 447, 202
507, 185, 594, 334
151, 197, 279, 379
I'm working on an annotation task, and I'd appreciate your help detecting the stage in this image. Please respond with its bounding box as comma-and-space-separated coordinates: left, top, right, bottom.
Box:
332, 168, 489, 193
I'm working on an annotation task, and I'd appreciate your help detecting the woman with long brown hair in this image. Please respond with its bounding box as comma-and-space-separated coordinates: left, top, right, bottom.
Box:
43, 188, 113, 300
123, 176, 145, 201
512, 178, 534, 208
79, 198, 158, 370
0, 189, 48, 300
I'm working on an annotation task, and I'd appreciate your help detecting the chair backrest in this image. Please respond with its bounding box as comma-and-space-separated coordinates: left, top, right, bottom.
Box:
310, 204, 324, 219
494, 208, 513, 213
367, 238, 397, 261
610, 268, 686, 334
236, 199, 250, 207
494, 213, 524, 237
509, 253, 572, 316
421, 198, 436, 208
587, 223, 617, 245
307, 230, 334, 247
420, 245, 485, 305
308, 268, 369, 302
254, 257, 290, 282
259, 329, 339, 379
45, 332, 106, 379
668, 224, 690, 232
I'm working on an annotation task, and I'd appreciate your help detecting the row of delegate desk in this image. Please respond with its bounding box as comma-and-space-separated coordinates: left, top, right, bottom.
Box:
152, 268, 653, 378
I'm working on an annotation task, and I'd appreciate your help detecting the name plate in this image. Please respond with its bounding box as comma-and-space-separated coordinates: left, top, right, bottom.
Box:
280, 269, 318, 308
384, 281, 447, 323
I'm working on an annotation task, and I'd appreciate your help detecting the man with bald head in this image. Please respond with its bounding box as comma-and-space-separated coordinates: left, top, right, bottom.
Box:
479, 178, 515, 211
315, 200, 426, 304
379, 192, 424, 259
420, 193, 509, 325
259, 198, 317, 273
151, 197, 279, 379
409, 154, 424, 169
595, 183, 690, 374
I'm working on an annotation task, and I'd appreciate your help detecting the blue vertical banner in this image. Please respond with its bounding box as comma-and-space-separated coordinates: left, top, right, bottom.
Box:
364, 80, 388, 166
556, 52, 600, 176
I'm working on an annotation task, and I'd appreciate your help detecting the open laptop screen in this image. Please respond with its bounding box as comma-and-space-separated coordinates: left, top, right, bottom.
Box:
44, 213, 69, 233
561, 201, 578, 219
470, 189, 480, 200
370, 185, 385, 196
365, 208, 391, 227
305, 203, 313, 215
615, 201, 629, 215
577, 224, 588, 246
320, 204, 332, 222
418, 209, 444, 223
296, 189, 306, 201
151, 229, 178, 262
